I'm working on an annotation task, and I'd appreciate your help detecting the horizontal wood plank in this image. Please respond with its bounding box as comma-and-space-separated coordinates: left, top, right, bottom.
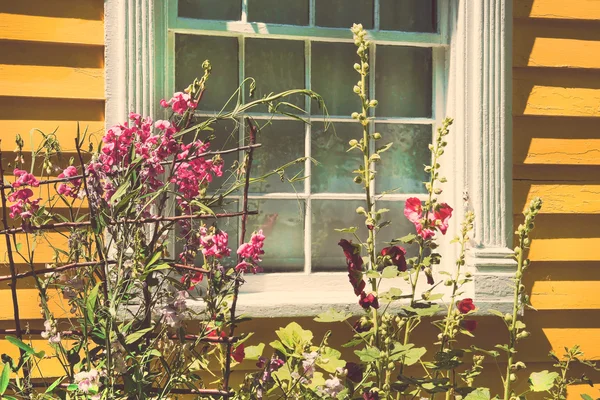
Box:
514, 20, 600, 69
514, 68, 600, 117
0, 64, 104, 100
0, 14, 103, 46
514, 0, 600, 21
0, 97, 104, 121
514, 182, 600, 214
0, 288, 73, 320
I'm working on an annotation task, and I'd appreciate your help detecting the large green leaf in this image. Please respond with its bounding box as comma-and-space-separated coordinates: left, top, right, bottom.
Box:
275, 322, 313, 350
529, 370, 559, 392
5, 336, 43, 358
314, 309, 352, 323
86, 283, 101, 325
244, 344, 265, 360
354, 347, 381, 362
125, 327, 154, 345
317, 347, 345, 373
463, 388, 491, 400
0, 362, 10, 394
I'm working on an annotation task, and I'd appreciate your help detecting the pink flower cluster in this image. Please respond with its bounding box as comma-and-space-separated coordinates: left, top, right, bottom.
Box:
199, 226, 231, 259
404, 197, 453, 240
160, 92, 198, 115
57, 166, 81, 198
8, 169, 41, 221
172, 142, 223, 211
235, 230, 266, 274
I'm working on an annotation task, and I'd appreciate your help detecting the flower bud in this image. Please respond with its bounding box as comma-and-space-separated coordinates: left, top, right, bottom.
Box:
372, 132, 382, 140
354, 176, 363, 184
353, 85, 361, 94
351, 112, 360, 119
349, 139, 359, 147
504, 313, 513, 322
354, 63, 361, 71
369, 100, 378, 107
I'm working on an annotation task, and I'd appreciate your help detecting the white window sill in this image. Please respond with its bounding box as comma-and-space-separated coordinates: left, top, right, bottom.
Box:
185, 272, 514, 318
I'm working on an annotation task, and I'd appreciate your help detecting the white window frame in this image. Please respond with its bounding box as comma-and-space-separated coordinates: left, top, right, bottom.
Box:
105, 0, 515, 316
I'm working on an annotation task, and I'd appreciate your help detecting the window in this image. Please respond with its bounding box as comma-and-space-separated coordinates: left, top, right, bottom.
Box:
105, 0, 514, 315
167, 0, 443, 275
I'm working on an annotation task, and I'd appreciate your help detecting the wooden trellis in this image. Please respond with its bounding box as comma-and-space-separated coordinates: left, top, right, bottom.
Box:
0, 118, 261, 398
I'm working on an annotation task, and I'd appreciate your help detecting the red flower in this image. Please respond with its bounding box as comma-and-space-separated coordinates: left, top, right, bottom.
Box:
433, 203, 453, 235
345, 362, 363, 383
339, 239, 365, 296
461, 320, 477, 332
404, 198, 453, 240
363, 391, 380, 400
359, 292, 379, 310
456, 298, 476, 314
380, 246, 407, 271
180, 272, 203, 290
232, 343, 245, 363
353, 318, 372, 333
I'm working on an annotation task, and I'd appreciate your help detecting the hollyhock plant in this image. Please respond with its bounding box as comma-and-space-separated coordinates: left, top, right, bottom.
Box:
380, 245, 407, 271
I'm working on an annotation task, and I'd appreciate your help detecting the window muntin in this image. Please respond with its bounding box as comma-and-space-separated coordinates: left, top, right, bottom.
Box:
168, 0, 444, 274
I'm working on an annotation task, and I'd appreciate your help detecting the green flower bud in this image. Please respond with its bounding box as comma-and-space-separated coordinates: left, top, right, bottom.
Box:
372, 132, 382, 140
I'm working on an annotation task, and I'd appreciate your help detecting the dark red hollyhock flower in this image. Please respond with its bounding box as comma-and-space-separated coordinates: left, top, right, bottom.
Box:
380, 245, 407, 271
353, 318, 372, 333
345, 362, 363, 383
339, 239, 366, 296
424, 267, 434, 285
232, 343, 245, 363
456, 298, 476, 314
363, 391, 380, 400
461, 320, 477, 332
359, 292, 379, 310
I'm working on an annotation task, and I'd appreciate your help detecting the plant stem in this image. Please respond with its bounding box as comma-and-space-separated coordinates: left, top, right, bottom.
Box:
503, 244, 523, 400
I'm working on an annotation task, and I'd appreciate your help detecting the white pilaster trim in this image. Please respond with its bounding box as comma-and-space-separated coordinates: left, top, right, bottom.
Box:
105, 0, 167, 128
446, 0, 515, 279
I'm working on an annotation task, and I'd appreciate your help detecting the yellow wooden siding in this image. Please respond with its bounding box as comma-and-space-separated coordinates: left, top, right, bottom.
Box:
513, 2, 600, 390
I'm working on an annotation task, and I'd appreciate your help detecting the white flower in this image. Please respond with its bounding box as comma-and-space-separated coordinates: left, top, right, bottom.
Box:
323, 375, 344, 397
74, 369, 101, 393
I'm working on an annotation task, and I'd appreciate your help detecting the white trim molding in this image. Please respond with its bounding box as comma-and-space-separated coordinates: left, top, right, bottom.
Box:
105, 0, 167, 128
445, 0, 515, 302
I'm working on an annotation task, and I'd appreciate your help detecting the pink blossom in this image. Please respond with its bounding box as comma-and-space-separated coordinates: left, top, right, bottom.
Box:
160, 92, 198, 115
57, 166, 81, 198
404, 197, 453, 239
199, 227, 231, 259
237, 230, 265, 262
12, 168, 39, 188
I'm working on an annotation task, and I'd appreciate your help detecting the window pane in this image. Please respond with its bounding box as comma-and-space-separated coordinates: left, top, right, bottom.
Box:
247, 200, 305, 272
380, 0, 436, 32
175, 34, 239, 112
375, 124, 430, 194
375, 200, 420, 260
315, 0, 374, 29
251, 120, 305, 193
311, 42, 362, 116
311, 122, 363, 193
375, 46, 432, 118
312, 200, 369, 271
248, 0, 309, 25
245, 38, 305, 114
178, 0, 242, 21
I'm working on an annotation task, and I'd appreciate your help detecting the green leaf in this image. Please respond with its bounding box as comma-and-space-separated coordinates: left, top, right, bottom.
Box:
146, 251, 163, 268
487, 309, 505, 318
244, 344, 265, 360
464, 388, 491, 400
86, 283, 101, 325
5, 336, 42, 358
270, 340, 289, 356
354, 347, 381, 362
392, 233, 417, 244
381, 265, 399, 279
314, 309, 352, 323
365, 270, 380, 279
44, 377, 64, 394
317, 347, 345, 373
403, 303, 441, 317
66, 383, 79, 391
0, 363, 10, 394
334, 227, 358, 233
125, 327, 154, 345
109, 180, 131, 205
275, 322, 313, 350
529, 370, 559, 392
580, 394, 594, 400
403, 347, 427, 366
380, 287, 405, 302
